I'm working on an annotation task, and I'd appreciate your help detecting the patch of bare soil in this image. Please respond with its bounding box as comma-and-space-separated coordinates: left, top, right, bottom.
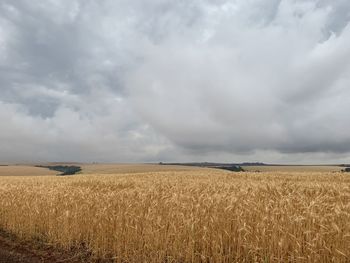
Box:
0, 230, 112, 263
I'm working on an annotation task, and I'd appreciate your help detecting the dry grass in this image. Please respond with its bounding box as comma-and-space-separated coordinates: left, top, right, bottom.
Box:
0, 169, 349, 262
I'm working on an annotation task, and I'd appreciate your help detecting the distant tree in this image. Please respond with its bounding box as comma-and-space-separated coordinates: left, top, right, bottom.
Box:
220, 165, 244, 172
37, 165, 81, 175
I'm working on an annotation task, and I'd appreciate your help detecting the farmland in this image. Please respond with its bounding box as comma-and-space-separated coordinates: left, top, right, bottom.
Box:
0, 165, 57, 176
0, 165, 349, 262
241, 165, 343, 172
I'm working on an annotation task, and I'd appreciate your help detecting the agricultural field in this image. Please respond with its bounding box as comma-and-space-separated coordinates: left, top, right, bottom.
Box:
80, 163, 204, 174
0, 165, 349, 262
0, 163, 203, 177
0, 165, 57, 176
241, 165, 343, 172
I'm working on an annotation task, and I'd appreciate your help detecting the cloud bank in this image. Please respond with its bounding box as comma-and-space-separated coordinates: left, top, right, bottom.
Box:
0, 0, 350, 163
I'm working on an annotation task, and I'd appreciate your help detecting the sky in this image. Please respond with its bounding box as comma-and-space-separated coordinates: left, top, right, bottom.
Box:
0, 0, 350, 164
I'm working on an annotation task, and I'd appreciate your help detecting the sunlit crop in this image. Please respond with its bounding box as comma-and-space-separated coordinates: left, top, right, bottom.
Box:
0, 169, 349, 262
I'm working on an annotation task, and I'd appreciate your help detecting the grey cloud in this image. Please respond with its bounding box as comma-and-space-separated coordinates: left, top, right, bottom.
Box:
126, 0, 350, 156
0, 0, 350, 163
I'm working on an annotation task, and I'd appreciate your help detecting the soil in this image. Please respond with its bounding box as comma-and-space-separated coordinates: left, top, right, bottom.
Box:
0, 230, 112, 263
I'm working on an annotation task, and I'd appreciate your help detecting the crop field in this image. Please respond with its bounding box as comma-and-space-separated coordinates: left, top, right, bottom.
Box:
0, 165, 57, 176
0, 167, 349, 262
0, 164, 202, 177
80, 163, 204, 175
242, 165, 342, 172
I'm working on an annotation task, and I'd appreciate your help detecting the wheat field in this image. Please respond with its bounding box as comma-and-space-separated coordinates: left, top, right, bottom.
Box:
0, 165, 57, 176
242, 165, 342, 172
0, 168, 349, 262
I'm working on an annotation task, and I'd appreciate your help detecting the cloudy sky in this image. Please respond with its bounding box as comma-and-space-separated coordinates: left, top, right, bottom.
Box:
1, 0, 350, 164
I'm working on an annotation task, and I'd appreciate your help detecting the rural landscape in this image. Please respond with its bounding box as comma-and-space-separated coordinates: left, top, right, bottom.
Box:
0, 163, 350, 262
1, 0, 350, 262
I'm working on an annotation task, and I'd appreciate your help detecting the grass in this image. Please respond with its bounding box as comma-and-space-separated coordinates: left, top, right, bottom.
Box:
0, 168, 349, 262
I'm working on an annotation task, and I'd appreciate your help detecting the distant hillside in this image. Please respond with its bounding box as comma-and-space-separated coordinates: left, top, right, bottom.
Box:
159, 162, 252, 172
159, 162, 266, 167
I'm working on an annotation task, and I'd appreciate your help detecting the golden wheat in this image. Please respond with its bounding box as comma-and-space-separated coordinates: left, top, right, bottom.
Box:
0, 170, 349, 262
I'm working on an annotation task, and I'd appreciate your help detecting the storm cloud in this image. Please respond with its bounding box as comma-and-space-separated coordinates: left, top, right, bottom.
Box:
1, 0, 350, 163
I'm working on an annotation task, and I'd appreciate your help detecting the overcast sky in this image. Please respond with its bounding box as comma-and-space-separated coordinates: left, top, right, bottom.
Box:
1, 0, 350, 164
